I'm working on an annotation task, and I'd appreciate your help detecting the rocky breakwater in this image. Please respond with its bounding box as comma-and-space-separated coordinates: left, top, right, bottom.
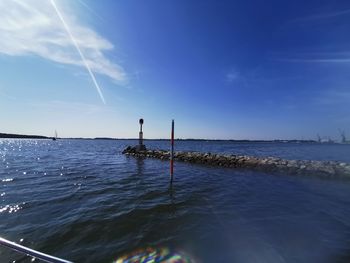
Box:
122, 146, 350, 178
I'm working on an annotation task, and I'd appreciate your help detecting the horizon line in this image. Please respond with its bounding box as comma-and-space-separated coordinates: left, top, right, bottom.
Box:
0, 132, 320, 142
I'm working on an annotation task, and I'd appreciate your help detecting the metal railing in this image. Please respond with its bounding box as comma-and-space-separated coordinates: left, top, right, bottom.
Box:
0, 237, 73, 263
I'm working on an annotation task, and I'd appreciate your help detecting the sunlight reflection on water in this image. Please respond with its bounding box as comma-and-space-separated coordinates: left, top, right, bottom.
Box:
0, 202, 25, 213
1, 178, 13, 182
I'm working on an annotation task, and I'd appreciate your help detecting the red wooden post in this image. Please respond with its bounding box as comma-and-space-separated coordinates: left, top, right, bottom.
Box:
170, 119, 174, 183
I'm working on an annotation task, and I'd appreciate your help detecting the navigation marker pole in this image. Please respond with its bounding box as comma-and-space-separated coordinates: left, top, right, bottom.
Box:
138, 118, 146, 151
170, 119, 175, 184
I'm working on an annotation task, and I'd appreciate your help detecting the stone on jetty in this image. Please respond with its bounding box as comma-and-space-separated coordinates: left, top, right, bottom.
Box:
122, 146, 350, 178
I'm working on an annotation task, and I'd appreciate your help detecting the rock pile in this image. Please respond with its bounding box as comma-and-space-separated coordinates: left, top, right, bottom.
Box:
122, 146, 350, 178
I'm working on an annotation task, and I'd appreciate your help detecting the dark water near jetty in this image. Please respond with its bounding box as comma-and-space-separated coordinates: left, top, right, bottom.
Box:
1, 139, 350, 263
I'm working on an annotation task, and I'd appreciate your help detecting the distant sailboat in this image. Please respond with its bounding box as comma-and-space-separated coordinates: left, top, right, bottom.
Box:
52, 130, 58, 141
339, 129, 350, 144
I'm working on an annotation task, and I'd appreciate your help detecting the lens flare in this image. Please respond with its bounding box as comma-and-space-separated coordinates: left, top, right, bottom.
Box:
114, 246, 195, 263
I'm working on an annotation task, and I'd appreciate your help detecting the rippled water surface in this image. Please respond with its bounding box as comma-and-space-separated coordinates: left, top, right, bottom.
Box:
1, 139, 350, 263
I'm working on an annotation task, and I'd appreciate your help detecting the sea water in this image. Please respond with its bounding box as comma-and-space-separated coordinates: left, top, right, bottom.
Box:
1, 139, 350, 262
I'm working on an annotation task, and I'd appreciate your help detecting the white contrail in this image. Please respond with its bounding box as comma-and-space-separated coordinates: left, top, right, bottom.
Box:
49, 0, 106, 104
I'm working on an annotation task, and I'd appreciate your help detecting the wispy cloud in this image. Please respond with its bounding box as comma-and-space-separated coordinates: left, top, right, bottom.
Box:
0, 89, 17, 101
50, 0, 105, 103
274, 58, 350, 63
291, 8, 350, 22
225, 69, 240, 82
76, 0, 106, 23
313, 89, 350, 106
270, 51, 350, 64
0, 0, 127, 85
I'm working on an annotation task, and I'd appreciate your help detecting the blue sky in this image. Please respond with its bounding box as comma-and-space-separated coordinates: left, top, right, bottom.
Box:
1, 0, 350, 140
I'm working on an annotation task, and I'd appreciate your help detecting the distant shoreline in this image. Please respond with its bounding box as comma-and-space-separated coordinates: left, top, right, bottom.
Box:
0, 133, 49, 139
0, 132, 325, 143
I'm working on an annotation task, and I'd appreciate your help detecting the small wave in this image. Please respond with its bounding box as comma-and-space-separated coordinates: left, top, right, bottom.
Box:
138, 190, 168, 201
